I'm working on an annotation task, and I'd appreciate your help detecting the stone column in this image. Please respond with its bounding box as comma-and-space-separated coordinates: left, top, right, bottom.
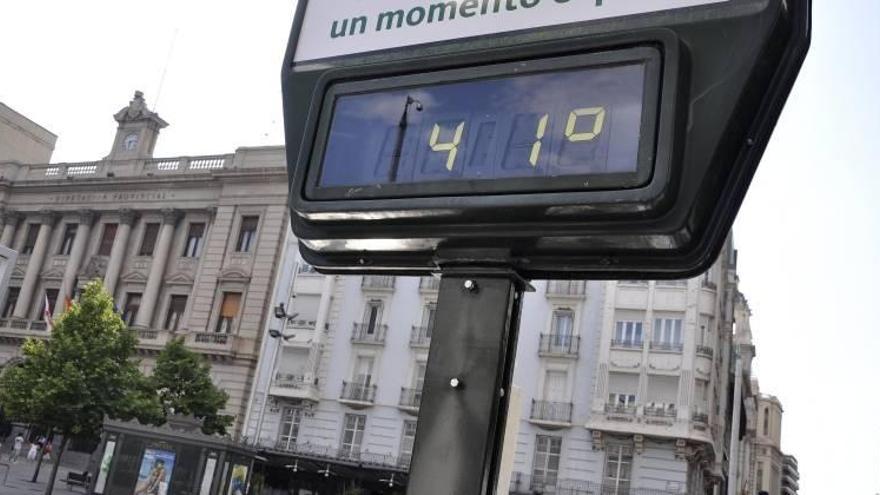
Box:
135, 209, 180, 328
13, 210, 57, 319
0, 209, 21, 247
103, 209, 138, 299
54, 210, 95, 316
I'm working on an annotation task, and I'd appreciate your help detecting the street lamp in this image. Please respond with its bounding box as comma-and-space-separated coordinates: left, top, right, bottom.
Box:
251, 301, 299, 445
387, 95, 423, 183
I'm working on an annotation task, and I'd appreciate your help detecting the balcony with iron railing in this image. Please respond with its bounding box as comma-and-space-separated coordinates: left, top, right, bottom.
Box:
399, 387, 422, 412
611, 339, 644, 350
339, 381, 377, 406
692, 412, 709, 424
351, 323, 387, 344
696, 345, 714, 358
644, 405, 677, 419
266, 441, 409, 472
361, 275, 395, 291
545, 280, 586, 297
418, 276, 440, 292
650, 341, 684, 353
604, 403, 637, 416
185, 331, 235, 357
530, 400, 573, 426
510, 473, 693, 495
538, 333, 580, 357
270, 373, 320, 402
656, 279, 688, 288
410, 325, 432, 348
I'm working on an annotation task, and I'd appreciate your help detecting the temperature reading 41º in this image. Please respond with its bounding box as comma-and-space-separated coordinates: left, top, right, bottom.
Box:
319, 61, 648, 188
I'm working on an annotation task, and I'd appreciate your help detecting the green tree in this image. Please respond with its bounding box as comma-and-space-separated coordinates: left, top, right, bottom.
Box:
151, 337, 233, 435
0, 280, 162, 495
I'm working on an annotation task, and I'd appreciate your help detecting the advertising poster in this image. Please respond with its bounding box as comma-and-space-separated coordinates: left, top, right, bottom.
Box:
226, 464, 249, 495
134, 448, 176, 495
93, 439, 116, 494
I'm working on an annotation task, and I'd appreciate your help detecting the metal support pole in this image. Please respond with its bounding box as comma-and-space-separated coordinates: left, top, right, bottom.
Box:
406, 271, 525, 495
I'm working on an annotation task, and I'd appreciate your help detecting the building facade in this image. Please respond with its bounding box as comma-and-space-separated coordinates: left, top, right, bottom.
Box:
0, 92, 289, 433
245, 233, 759, 495
754, 394, 785, 495
0, 101, 57, 164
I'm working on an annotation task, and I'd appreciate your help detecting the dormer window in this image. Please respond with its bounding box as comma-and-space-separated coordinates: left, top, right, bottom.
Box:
123, 133, 139, 151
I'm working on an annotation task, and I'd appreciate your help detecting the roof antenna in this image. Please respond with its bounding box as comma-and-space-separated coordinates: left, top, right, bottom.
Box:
153, 28, 179, 112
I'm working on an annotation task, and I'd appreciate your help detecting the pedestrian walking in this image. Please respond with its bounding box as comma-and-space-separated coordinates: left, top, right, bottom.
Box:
10, 433, 24, 463
27, 441, 39, 461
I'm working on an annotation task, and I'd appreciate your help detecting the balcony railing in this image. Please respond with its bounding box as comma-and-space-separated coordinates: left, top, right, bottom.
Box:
340, 381, 377, 403
538, 334, 580, 356
510, 473, 690, 495
361, 275, 395, 290
656, 279, 688, 287
650, 341, 684, 352
351, 323, 387, 344
692, 412, 709, 424
545, 280, 586, 297
644, 405, 677, 418
192, 332, 230, 345
530, 400, 573, 423
418, 276, 440, 292
605, 403, 637, 415
611, 339, 643, 350
267, 441, 408, 471
137, 329, 159, 340
410, 325, 432, 347
696, 345, 714, 358
399, 387, 422, 409
274, 373, 309, 389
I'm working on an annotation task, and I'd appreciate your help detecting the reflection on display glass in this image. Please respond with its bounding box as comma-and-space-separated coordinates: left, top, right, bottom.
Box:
319, 62, 648, 188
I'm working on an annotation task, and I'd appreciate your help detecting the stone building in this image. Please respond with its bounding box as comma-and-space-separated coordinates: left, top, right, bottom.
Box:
0, 101, 57, 164
0, 92, 289, 433
244, 234, 762, 495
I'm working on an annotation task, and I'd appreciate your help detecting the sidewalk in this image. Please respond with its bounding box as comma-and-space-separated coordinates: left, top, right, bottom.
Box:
0, 457, 84, 495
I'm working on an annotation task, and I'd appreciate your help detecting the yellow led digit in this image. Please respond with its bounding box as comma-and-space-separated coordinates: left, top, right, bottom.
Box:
429, 121, 466, 171
529, 114, 549, 167
565, 107, 606, 142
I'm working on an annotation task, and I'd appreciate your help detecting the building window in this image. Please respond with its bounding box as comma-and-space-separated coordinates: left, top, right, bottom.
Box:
763, 407, 769, 436
543, 370, 567, 402
422, 303, 436, 338
164, 295, 188, 331
363, 300, 383, 334
122, 293, 142, 326
139, 223, 160, 256
97, 223, 118, 256
604, 445, 633, 494
653, 318, 683, 349
399, 420, 417, 466
608, 393, 637, 408
3, 287, 20, 318
550, 309, 574, 344
614, 320, 643, 346
235, 216, 259, 253
215, 292, 241, 333
531, 435, 562, 490
21, 224, 39, 255
340, 414, 366, 459
277, 407, 302, 451
757, 463, 764, 490
58, 223, 77, 255
38, 289, 59, 321
353, 355, 375, 387
182, 223, 205, 258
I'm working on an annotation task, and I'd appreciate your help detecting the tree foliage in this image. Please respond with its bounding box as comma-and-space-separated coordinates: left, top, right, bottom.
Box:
0, 280, 162, 494
151, 337, 233, 435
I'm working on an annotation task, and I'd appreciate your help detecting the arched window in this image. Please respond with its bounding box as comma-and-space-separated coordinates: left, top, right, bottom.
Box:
763, 407, 770, 436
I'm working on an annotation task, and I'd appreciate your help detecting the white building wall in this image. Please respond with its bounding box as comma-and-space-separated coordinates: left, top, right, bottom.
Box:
249, 239, 741, 495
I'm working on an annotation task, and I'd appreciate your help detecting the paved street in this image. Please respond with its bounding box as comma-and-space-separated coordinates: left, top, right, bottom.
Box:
0, 457, 85, 495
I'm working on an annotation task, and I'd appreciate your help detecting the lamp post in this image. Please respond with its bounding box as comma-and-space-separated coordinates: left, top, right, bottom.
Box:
254, 296, 299, 445
387, 96, 423, 184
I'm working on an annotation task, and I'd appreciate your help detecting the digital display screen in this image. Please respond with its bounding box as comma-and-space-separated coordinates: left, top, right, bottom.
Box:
312, 53, 658, 198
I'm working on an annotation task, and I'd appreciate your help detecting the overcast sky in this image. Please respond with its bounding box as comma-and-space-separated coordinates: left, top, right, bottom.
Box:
2, 1, 878, 493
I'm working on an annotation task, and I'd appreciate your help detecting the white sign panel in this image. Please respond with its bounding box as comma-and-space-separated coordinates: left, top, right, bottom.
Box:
294, 0, 728, 62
